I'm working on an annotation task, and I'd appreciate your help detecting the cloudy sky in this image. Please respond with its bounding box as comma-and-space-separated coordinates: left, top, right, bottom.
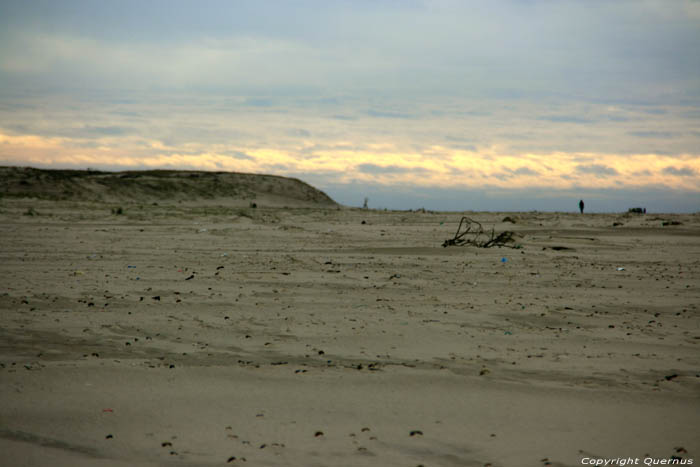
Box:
1, 0, 699, 211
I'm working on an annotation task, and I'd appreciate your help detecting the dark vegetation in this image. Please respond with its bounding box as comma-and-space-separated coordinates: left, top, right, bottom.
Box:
442, 216, 520, 248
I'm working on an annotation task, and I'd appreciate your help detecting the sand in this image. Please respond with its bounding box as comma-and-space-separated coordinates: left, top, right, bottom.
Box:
1, 198, 698, 467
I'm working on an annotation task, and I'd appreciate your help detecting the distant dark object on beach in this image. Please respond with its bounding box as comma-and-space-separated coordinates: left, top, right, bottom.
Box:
502, 216, 517, 223
628, 207, 646, 214
662, 220, 682, 226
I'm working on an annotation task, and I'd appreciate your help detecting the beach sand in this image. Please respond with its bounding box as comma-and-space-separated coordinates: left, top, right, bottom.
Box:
1, 198, 698, 466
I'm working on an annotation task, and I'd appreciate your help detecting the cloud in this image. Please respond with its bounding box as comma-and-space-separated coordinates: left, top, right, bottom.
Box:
575, 164, 620, 177
662, 166, 696, 176
491, 166, 540, 180
508, 166, 540, 176
356, 163, 429, 175
288, 128, 311, 137
243, 98, 275, 107
224, 151, 256, 161
2, 0, 699, 106
628, 131, 675, 138
2, 123, 135, 139
83, 125, 130, 135
606, 115, 630, 122
366, 110, 414, 119
444, 135, 477, 151
537, 115, 594, 124
641, 108, 668, 115
2, 126, 699, 196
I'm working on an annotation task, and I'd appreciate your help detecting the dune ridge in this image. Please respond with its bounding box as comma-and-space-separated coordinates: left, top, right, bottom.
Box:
0, 166, 337, 207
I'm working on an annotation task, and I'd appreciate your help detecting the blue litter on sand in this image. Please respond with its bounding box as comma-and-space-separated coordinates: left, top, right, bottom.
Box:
501, 257, 507, 263
127, 265, 136, 268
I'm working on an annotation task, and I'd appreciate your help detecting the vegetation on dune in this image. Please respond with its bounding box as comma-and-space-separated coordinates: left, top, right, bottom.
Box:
0, 166, 337, 206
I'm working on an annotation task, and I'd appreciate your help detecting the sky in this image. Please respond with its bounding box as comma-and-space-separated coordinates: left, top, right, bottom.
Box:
1, 0, 699, 212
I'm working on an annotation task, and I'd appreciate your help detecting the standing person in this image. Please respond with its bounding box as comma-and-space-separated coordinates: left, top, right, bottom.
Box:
579, 199, 585, 214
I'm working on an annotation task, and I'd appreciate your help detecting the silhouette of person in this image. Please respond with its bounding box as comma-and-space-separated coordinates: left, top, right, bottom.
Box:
579, 199, 585, 214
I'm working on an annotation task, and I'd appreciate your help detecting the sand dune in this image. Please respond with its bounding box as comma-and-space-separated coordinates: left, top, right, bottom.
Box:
0, 167, 337, 207
0, 186, 698, 466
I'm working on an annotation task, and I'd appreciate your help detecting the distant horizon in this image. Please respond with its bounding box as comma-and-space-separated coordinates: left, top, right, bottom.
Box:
2, 163, 697, 214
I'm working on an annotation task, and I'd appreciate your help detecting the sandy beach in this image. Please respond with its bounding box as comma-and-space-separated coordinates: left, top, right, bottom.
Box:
1, 197, 698, 467
3, 0, 700, 464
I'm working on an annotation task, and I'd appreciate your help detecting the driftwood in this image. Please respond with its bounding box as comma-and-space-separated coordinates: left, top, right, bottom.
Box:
442, 216, 517, 248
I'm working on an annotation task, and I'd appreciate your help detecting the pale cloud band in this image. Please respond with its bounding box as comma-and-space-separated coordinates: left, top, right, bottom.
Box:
2, 130, 698, 192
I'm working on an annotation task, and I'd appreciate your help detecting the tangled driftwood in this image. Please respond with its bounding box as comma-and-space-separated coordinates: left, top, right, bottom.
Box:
442, 216, 517, 248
